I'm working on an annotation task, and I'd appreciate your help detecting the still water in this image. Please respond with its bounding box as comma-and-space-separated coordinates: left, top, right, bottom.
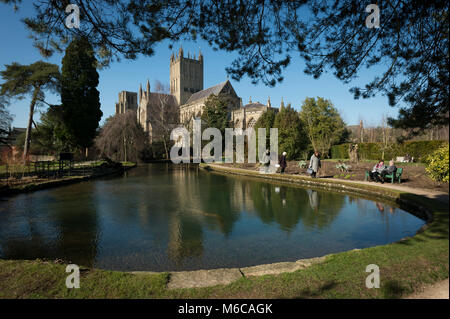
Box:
0, 164, 424, 271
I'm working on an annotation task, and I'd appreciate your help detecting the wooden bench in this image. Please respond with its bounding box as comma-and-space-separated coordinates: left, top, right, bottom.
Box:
383, 167, 403, 183
365, 168, 403, 183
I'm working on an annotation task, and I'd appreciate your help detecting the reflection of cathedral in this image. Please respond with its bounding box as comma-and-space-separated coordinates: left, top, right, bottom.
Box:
115, 47, 281, 142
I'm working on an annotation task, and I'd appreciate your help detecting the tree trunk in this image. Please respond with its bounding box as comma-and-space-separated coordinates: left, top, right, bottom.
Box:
163, 137, 169, 160
23, 88, 39, 163
123, 136, 127, 163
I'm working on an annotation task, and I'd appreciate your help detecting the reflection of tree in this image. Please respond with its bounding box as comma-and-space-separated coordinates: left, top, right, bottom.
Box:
192, 172, 241, 236
301, 191, 345, 230
0, 196, 56, 260
0, 187, 99, 268
249, 183, 304, 231
49, 185, 100, 267
167, 214, 203, 265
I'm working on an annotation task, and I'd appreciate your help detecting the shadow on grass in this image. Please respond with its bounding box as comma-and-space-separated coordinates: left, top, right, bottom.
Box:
290, 280, 338, 299
382, 280, 409, 298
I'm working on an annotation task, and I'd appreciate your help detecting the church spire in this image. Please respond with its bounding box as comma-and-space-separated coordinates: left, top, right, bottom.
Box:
179, 46, 183, 58
249, 96, 252, 104
280, 97, 285, 110
198, 49, 203, 62
267, 96, 271, 108
139, 83, 143, 102
146, 79, 150, 97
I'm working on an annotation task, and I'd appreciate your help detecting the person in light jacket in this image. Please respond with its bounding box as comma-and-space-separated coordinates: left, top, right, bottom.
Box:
309, 151, 321, 178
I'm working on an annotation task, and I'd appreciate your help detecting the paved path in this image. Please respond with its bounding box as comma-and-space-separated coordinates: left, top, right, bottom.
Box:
405, 279, 449, 299
322, 177, 449, 204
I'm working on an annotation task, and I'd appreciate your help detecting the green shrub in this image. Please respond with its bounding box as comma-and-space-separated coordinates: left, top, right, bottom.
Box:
424, 144, 449, 183
331, 140, 447, 162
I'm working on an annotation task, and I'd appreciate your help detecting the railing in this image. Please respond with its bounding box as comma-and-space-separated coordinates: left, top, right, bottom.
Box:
0, 160, 107, 180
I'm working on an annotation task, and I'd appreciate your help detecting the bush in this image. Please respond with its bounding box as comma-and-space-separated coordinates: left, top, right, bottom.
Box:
331, 140, 447, 162
424, 144, 449, 183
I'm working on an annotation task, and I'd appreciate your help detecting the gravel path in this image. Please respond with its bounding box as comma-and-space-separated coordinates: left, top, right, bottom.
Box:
405, 279, 449, 299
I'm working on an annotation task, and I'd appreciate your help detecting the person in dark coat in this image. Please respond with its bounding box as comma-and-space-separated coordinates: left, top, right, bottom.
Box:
279, 151, 287, 173
380, 159, 397, 183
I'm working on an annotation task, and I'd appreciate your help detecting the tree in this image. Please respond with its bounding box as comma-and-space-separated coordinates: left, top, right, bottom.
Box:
95, 110, 147, 163
61, 36, 102, 157
379, 115, 394, 160
152, 81, 179, 159
254, 108, 277, 133
0, 61, 60, 161
5, 0, 448, 134
254, 107, 277, 159
201, 94, 229, 135
273, 104, 307, 160
33, 105, 72, 154
299, 97, 347, 158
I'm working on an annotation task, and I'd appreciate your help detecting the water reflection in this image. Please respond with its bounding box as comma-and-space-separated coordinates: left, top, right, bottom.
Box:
0, 164, 424, 271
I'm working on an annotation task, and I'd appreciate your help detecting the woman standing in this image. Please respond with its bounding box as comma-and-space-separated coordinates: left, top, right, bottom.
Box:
309, 151, 321, 178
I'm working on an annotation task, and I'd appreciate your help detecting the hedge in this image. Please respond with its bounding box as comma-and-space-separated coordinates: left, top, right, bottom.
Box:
331, 140, 448, 162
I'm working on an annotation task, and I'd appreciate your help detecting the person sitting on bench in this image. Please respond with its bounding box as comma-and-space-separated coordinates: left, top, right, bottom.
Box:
369, 160, 386, 182
380, 160, 397, 184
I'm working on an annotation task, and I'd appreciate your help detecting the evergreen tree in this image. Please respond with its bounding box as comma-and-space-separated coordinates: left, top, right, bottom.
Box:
273, 104, 307, 160
0, 61, 60, 161
254, 108, 277, 159
34, 105, 71, 154
299, 97, 347, 158
61, 36, 102, 157
201, 94, 229, 135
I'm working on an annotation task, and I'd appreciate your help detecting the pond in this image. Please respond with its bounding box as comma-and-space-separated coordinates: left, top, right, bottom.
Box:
0, 164, 425, 271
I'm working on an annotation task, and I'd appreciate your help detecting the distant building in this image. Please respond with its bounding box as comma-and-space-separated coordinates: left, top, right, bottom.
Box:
115, 47, 282, 143
137, 80, 179, 143
115, 91, 138, 114
232, 97, 279, 130
0, 127, 26, 160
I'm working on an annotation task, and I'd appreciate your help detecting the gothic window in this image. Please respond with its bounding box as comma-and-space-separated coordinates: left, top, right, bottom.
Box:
247, 118, 256, 128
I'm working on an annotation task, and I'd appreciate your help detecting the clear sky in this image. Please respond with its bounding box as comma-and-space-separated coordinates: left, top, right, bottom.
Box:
0, 2, 399, 129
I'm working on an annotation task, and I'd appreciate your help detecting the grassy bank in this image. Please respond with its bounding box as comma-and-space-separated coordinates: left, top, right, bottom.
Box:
0, 166, 448, 298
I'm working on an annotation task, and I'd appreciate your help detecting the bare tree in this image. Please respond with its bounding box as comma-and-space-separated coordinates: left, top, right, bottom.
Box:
152, 81, 179, 159
379, 115, 394, 160
95, 110, 146, 163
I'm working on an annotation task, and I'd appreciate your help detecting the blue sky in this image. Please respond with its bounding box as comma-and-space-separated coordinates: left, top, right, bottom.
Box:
0, 2, 399, 128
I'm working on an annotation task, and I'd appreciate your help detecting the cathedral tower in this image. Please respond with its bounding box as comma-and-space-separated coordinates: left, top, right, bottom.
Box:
170, 47, 204, 105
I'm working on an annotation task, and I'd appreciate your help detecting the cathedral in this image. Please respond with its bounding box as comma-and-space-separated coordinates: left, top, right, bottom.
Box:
114, 47, 279, 143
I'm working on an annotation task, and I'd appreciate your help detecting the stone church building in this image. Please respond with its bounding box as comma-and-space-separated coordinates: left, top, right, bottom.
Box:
114, 47, 279, 142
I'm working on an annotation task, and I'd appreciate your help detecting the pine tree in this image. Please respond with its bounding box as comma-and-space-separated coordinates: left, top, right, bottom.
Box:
0, 61, 60, 161
61, 36, 102, 157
